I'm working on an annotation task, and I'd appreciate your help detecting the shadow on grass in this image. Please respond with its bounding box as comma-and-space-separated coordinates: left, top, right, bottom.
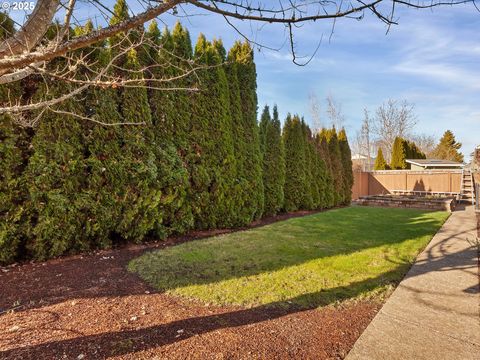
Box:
127, 207, 450, 304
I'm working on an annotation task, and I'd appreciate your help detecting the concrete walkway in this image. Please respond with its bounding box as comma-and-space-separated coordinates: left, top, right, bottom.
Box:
347, 205, 480, 360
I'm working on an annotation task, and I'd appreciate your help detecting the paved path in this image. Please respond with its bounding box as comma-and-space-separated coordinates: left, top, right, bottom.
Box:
347, 205, 480, 360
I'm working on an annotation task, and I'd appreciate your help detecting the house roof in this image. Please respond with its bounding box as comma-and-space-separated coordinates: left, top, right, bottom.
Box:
351, 153, 368, 160
351, 153, 376, 161
406, 159, 464, 168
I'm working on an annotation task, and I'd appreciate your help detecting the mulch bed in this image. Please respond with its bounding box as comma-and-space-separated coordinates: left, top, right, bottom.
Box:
0, 210, 381, 359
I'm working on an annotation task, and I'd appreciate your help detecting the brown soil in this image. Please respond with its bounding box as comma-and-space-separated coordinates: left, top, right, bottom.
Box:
0, 210, 381, 359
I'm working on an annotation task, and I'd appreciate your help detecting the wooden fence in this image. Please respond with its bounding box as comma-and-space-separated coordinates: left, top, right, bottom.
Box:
352, 170, 462, 200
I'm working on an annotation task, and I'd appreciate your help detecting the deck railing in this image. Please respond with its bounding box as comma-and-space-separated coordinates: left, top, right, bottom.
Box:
476, 183, 479, 211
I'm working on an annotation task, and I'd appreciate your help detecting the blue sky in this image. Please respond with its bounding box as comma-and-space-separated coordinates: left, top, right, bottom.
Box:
9, 1, 480, 157
157, 3, 480, 157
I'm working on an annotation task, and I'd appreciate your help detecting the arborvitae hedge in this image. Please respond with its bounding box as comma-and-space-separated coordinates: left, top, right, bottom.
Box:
283, 117, 338, 212
0, 8, 355, 264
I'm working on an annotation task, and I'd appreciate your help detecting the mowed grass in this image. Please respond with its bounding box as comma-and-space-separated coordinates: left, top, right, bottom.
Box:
129, 206, 449, 308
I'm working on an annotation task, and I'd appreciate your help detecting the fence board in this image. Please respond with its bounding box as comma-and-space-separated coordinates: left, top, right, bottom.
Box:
352, 170, 462, 199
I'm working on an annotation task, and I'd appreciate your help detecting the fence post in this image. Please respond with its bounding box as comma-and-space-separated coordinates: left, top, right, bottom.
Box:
448, 172, 452, 193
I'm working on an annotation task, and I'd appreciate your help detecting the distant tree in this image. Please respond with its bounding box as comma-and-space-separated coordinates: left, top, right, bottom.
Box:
431, 130, 464, 163
410, 134, 436, 157
405, 140, 426, 160
374, 148, 388, 170
308, 91, 322, 133
326, 94, 345, 129
390, 136, 407, 169
355, 109, 373, 170
373, 100, 417, 158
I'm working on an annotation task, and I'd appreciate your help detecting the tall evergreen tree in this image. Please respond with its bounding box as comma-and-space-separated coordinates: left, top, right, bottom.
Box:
102, 3, 177, 242
0, 80, 31, 263
324, 128, 343, 205
151, 22, 193, 148
74, 23, 124, 248
305, 127, 322, 210
313, 146, 329, 209
260, 105, 285, 215
301, 120, 315, 210
228, 41, 264, 220
315, 132, 335, 208
112, 48, 167, 241
431, 130, 464, 162
338, 128, 353, 204
374, 148, 388, 170
283, 114, 308, 211
144, 21, 193, 235
222, 39, 248, 225
189, 34, 236, 228
23, 82, 89, 259
259, 105, 270, 157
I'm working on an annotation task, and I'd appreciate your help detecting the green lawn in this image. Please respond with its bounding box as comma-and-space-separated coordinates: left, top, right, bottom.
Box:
129, 206, 448, 308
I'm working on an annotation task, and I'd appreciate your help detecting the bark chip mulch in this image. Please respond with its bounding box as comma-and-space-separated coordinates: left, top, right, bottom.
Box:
0, 210, 381, 359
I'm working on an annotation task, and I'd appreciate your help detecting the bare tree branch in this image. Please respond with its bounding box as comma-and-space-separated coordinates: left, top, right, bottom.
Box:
0, 0, 182, 71
0, 0, 60, 59
373, 99, 417, 157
